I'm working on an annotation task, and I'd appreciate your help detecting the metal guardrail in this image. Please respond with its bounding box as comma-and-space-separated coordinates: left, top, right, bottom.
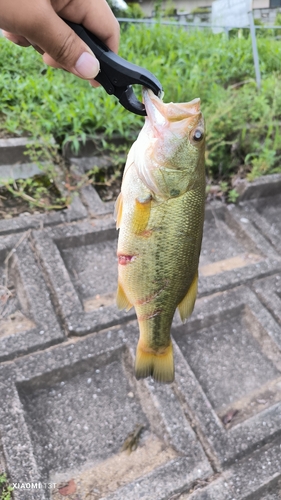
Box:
1, 19, 281, 34
117, 17, 281, 90
1, 17, 278, 90
117, 17, 281, 30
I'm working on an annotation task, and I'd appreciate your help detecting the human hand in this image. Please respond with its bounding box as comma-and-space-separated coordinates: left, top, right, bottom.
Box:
0, 0, 120, 84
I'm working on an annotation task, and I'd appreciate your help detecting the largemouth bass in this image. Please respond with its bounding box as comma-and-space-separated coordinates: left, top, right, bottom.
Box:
115, 89, 205, 383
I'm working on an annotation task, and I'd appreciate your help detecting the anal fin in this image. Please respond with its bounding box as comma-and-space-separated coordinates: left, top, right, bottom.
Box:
116, 281, 133, 311
178, 271, 198, 322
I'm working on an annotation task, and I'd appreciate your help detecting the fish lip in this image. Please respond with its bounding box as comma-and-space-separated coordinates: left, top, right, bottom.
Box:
143, 89, 167, 129
143, 89, 201, 124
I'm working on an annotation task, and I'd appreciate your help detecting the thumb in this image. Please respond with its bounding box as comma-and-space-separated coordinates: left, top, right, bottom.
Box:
27, 7, 100, 79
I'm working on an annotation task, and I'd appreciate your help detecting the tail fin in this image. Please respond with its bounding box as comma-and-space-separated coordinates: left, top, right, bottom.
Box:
135, 342, 174, 383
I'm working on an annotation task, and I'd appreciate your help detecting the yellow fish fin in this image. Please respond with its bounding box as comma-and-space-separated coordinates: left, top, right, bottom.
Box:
116, 281, 133, 311
114, 193, 123, 229
178, 271, 198, 322
135, 341, 174, 383
131, 195, 152, 234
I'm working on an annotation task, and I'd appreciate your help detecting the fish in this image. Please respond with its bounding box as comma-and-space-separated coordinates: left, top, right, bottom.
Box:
115, 89, 205, 383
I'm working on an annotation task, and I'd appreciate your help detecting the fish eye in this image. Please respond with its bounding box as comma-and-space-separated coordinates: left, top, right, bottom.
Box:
192, 129, 204, 142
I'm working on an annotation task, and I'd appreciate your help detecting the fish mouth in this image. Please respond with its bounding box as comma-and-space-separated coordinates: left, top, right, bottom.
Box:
143, 88, 201, 126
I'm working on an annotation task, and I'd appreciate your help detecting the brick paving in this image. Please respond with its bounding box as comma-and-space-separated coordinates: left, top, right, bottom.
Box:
1, 168, 281, 499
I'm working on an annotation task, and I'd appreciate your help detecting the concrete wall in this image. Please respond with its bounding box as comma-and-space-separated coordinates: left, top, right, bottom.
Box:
139, 0, 212, 17
139, 0, 270, 18
253, 0, 270, 8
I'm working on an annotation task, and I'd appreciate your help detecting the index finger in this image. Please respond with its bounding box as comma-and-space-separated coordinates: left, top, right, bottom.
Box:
57, 0, 120, 53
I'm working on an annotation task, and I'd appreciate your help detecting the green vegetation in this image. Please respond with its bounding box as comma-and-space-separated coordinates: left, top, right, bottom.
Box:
0, 474, 13, 500
1, 23, 281, 204
125, 3, 145, 19
3, 175, 68, 210
191, 7, 210, 15
274, 12, 281, 37
107, 0, 144, 18
163, 0, 177, 18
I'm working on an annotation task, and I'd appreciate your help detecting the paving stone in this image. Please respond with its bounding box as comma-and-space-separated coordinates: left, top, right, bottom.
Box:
0, 162, 42, 182
70, 155, 116, 171
30, 200, 281, 340
172, 285, 281, 466
32, 219, 136, 336
0, 195, 88, 236
80, 185, 115, 217
0, 137, 58, 182
235, 172, 281, 201
0, 325, 212, 499
63, 134, 132, 160
236, 193, 281, 253
181, 437, 281, 499
2, 172, 281, 500
0, 137, 34, 165
63, 137, 103, 159
0, 233, 64, 361
252, 273, 281, 330
0, 444, 5, 474
198, 203, 281, 295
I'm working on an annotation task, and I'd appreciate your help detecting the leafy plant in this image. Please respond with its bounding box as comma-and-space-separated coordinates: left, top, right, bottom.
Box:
228, 188, 239, 203
274, 11, 281, 37
2, 175, 68, 210
163, 0, 177, 17
191, 7, 210, 15
0, 474, 13, 500
1, 24, 281, 206
124, 3, 145, 18
153, 0, 163, 19
106, 0, 128, 17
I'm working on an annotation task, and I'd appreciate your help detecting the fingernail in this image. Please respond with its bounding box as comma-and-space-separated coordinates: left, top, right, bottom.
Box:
75, 52, 100, 79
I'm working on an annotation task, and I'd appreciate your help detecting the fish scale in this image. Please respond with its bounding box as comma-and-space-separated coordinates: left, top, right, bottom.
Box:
115, 89, 205, 383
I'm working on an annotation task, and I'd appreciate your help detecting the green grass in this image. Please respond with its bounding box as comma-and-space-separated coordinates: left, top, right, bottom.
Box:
1, 24, 281, 188
0, 474, 13, 500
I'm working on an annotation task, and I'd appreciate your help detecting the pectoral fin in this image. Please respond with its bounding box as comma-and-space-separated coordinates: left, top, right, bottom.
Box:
131, 195, 152, 234
177, 271, 198, 322
116, 281, 133, 311
114, 193, 123, 229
